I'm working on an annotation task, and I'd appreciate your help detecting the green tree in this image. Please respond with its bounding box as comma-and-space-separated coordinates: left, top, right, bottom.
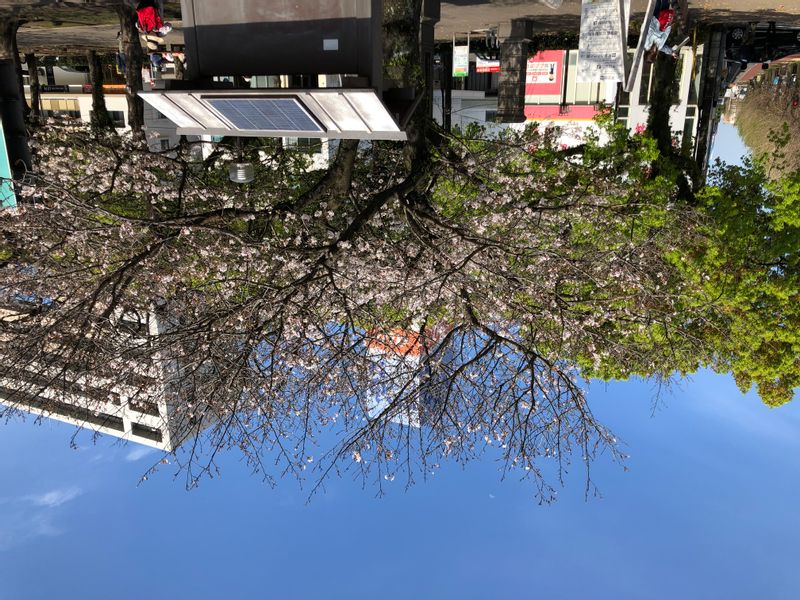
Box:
676, 158, 800, 406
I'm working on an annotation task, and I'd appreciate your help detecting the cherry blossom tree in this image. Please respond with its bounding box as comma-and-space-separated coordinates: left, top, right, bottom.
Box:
0, 112, 707, 500
1, 0, 796, 500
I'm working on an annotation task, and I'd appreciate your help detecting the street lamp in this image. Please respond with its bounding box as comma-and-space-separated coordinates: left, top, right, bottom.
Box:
228, 161, 254, 184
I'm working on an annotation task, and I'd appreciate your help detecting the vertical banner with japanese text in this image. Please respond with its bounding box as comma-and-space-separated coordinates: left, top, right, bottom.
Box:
576, 0, 629, 83
452, 43, 470, 78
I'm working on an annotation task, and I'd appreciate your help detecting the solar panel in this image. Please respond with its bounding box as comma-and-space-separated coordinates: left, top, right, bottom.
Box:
206, 97, 323, 132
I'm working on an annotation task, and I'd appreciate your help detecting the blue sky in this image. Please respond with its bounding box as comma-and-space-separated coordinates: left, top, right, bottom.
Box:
2, 369, 799, 600
710, 122, 748, 165
3, 125, 797, 599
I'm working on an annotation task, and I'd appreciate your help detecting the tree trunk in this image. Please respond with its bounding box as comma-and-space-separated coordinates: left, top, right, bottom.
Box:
87, 50, 115, 131
116, 4, 145, 140
383, 0, 426, 169
24, 53, 40, 123
497, 19, 533, 124
0, 18, 15, 60
10, 20, 30, 119
646, 55, 677, 155
0, 18, 32, 180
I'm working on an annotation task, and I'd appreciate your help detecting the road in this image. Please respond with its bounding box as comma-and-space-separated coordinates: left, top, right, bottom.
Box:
8, 0, 800, 52
436, 0, 800, 38
17, 22, 184, 53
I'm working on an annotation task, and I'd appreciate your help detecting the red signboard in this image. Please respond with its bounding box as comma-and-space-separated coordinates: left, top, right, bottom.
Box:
524, 105, 600, 121
524, 50, 565, 96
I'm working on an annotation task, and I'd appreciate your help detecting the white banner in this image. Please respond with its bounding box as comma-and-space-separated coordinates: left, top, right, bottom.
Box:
624, 0, 654, 92
577, 0, 629, 83
475, 57, 500, 73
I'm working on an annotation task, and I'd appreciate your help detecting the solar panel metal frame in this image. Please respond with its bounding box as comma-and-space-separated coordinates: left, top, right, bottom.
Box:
139, 89, 408, 141
203, 95, 325, 133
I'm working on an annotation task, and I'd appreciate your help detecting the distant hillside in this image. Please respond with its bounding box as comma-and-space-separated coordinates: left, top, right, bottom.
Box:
735, 85, 800, 178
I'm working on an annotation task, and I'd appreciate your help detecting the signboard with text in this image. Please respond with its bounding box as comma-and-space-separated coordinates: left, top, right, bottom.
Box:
576, 0, 629, 83
524, 50, 565, 96
40, 84, 70, 93
475, 57, 500, 73
452, 44, 469, 78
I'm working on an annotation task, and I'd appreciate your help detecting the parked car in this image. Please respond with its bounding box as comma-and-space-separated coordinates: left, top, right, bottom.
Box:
726, 23, 800, 63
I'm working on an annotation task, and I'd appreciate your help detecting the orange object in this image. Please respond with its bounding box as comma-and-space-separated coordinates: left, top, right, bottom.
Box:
367, 329, 424, 357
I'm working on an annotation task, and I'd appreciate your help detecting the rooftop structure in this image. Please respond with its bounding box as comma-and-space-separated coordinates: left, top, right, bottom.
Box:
180, 0, 383, 92
364, 327, 454, 427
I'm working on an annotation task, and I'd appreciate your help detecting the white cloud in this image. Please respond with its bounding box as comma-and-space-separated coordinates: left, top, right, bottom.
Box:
0, 488, 82, 551
125, 446, 156, 462
27, 486, 83, 508
0, 511, 63, 552
686, 382, 800, 446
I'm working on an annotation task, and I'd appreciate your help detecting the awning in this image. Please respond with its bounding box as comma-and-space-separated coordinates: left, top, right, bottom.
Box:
139, 89, 406, 141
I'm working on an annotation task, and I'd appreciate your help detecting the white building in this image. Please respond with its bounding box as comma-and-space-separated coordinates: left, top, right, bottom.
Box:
0, 307, 200, 451
23, 85, 129, 130
433, 49, 616, 147
616, 44, 704, 147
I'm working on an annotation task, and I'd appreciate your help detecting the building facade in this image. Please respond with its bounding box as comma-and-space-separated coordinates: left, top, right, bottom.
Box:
0, 307, 200, 451
616, 44, 705, 149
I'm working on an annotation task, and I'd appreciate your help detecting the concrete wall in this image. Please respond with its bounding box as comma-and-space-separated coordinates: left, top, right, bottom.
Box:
25, 89, 129, 129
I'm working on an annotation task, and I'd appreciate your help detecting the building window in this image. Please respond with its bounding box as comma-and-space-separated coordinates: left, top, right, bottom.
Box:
41, 98, 81, 120
131, 422, 163, 442
286, 137, 322, 154
43, 109, 81, 119
159, 138, 172, 151
638, 64, 653, 105
485, 110, 497, 122
109, 110, 125, 128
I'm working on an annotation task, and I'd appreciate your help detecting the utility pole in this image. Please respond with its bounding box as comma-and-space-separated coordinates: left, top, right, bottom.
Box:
442, 43, 452, 132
